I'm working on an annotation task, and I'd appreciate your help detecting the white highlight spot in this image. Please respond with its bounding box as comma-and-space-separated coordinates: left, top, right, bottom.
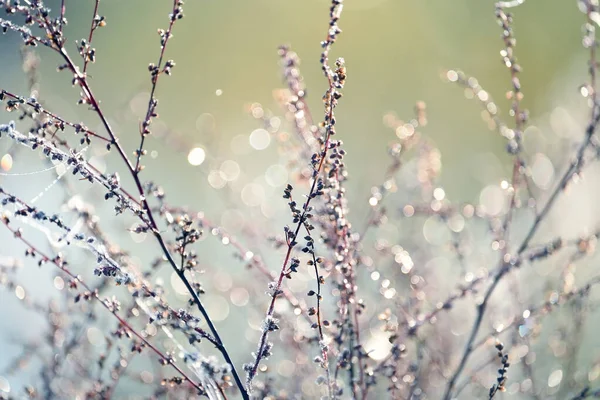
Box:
187, 147, 206, 166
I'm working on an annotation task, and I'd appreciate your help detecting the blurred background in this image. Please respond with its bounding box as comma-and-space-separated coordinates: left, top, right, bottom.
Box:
0, 0, 598, 398
0, 0, 588, 202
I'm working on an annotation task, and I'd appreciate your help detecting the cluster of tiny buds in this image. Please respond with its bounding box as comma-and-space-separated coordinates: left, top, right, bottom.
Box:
495, 7, 520, 78
93, 14, 107, 29
133, 2, 185, 174
262, 316, 280, 333
140, 97, 158, 141
168, 1, 185, 24
266, 281, 283, 298
282, 183, 293, 199
282, 256, 301, 280
320, 59, 346, 137
277, 46, 311, 115
283, 225, 297, 247
0, 19, 44, 47
161, 376, 184, 387
320, 0, 344, 75
148, 59, 176, 78
158, 352, 177, 366
496, 2, 529, 153
489, 341, 510, 398
172, 215, 202, 270
333, 59, 347, 89
77, 37, 96, 64
73, 288, 98, 304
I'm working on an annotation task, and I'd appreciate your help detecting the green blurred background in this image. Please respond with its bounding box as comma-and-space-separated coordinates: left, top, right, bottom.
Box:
0, 0, 588, 204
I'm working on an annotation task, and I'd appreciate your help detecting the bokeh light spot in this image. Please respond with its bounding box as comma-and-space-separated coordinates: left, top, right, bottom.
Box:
249, 128, 270, 150
1, 154, 12, 172
187, 147, 206, 166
